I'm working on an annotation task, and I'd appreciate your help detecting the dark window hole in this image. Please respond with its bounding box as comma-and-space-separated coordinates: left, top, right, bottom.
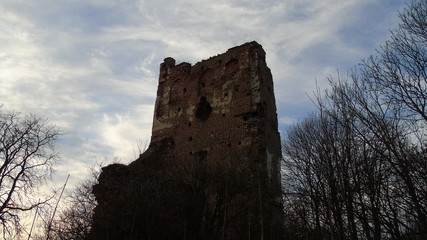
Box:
195, 96, 212, 122
188, 137, 193, 141
242, 112, 259, 121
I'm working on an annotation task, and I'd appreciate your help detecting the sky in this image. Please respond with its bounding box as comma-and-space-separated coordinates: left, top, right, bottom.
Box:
0, 0, 407, 187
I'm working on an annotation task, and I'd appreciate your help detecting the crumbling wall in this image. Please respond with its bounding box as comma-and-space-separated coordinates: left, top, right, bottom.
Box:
91, 41, 284, 240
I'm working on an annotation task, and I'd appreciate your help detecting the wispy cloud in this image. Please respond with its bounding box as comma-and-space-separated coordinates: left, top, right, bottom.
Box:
0, 0, 406, 185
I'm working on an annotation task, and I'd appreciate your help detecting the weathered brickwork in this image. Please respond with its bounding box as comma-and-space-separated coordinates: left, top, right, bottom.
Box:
152, 42, 281, 178
91, 41, 284, 240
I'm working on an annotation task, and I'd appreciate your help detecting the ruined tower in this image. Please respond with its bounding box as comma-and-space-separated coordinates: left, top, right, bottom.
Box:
92, 41, 283, 240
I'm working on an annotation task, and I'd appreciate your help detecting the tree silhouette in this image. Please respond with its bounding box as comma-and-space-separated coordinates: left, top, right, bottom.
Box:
0, 110, 60, 239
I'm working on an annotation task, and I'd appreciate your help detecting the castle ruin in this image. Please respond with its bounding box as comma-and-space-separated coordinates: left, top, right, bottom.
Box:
91, 41, 284, 240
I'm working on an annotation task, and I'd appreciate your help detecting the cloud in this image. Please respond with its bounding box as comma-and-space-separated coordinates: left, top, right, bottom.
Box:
0, 0, 406, 189
280, 116, 298, 127
98, 105, 153, 161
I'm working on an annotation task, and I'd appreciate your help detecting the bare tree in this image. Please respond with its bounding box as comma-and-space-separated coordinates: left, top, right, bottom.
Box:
34, 161, 110, 240
282, 110, 369, 240
282, 2, 427, 239
0, 110, 60, 239
46, 178, 96, 240
283, 73, 426, 240
361, 0, 427, 124
361, 3, 427, 224
323, 75, 427, 239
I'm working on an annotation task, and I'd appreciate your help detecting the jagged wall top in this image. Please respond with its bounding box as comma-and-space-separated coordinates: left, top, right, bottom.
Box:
151, 41, 270, 142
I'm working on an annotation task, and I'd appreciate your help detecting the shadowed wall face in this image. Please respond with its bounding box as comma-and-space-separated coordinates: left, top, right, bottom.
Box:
91, 41, 284, 240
